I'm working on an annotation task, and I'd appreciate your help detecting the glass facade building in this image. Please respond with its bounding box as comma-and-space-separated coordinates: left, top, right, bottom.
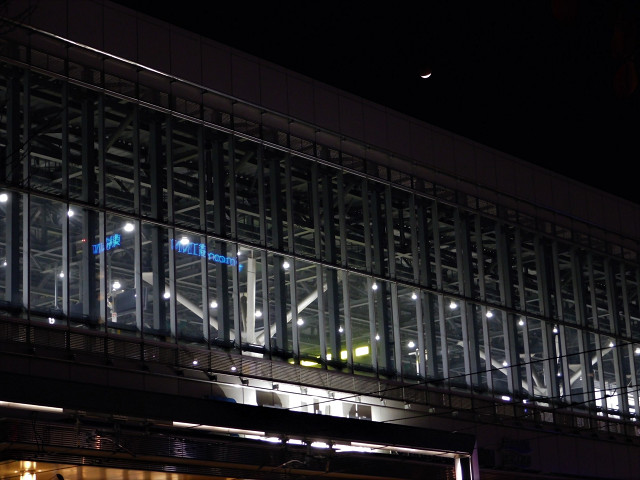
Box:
3, 46, 640, 423
2, 2, 640, 479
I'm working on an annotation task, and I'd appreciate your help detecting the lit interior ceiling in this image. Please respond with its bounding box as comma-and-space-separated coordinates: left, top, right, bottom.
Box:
0, 462, 219, 480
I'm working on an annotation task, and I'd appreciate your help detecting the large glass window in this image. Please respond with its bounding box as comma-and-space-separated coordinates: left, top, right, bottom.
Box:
173, 229, 207, 344
104, 96, 137, 214
289, 158, 316, 259
29, 76, 65, 196
343, 174, 367, 272
348, 272, 374, 373
29, 196, 64, 320
397, 283, 420, 379
438, 204, 460, 294
68, 204, 102, 326
7, 63, 640, 424
106, 214, 139, 333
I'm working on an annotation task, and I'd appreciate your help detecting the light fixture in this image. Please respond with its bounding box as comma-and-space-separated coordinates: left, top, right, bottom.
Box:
124, 222, 134, 232
375, 333, 380, 341
411, 292, 418, 300
502, 360, 508, 367
609, 341, 615, 348
112, 280, 121, 290
230, 365, 237, 372
48, 317, 55, 324
449, 300, 457, 309
338, 325, 344, 333
19, 462, 37, 480
485, 310, 493, 318
282, 260, 290, 269
355, 346, 369, 356
0, 193, 8, 202
20, 471, 36, 480
192, 359, 198, 366
210, 300, 218, 308
407, 341, 415, 348
553, 325, 558, 334
518, 318, 525, 326
180, 236, 189, 246
163, 291, 170, 299
297, 318, 304, 326
371, 282, 378, 291
67, 209, 74, 217
255, 309, 263, 318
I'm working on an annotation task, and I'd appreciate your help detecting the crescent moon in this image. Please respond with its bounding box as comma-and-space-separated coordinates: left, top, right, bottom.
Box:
421, 72, 432, 79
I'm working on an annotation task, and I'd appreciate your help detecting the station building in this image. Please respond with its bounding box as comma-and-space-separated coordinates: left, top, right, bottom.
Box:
1, 2, 640, 479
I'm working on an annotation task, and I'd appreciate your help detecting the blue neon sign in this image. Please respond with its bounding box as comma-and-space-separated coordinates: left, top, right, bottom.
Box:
92, 235, 241, 270
92, 234, 121, 254
171, 239, 242, 270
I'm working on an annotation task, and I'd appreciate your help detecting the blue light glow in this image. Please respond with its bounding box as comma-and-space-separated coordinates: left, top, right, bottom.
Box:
171, 238, 242, 270
92, 234, 121, 254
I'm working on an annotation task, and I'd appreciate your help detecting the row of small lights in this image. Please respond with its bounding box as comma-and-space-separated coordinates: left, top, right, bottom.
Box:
5, 201, 637, 357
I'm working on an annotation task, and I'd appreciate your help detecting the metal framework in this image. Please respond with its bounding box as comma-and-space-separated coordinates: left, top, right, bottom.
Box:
1, 15, 640, 444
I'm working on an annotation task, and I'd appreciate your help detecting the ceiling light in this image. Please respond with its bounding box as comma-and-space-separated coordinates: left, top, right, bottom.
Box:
0, 193, 8, 202
124, 222, 134, 232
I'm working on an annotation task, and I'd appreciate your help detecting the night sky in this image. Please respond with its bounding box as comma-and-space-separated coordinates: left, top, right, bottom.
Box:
118, 1, 640, 204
